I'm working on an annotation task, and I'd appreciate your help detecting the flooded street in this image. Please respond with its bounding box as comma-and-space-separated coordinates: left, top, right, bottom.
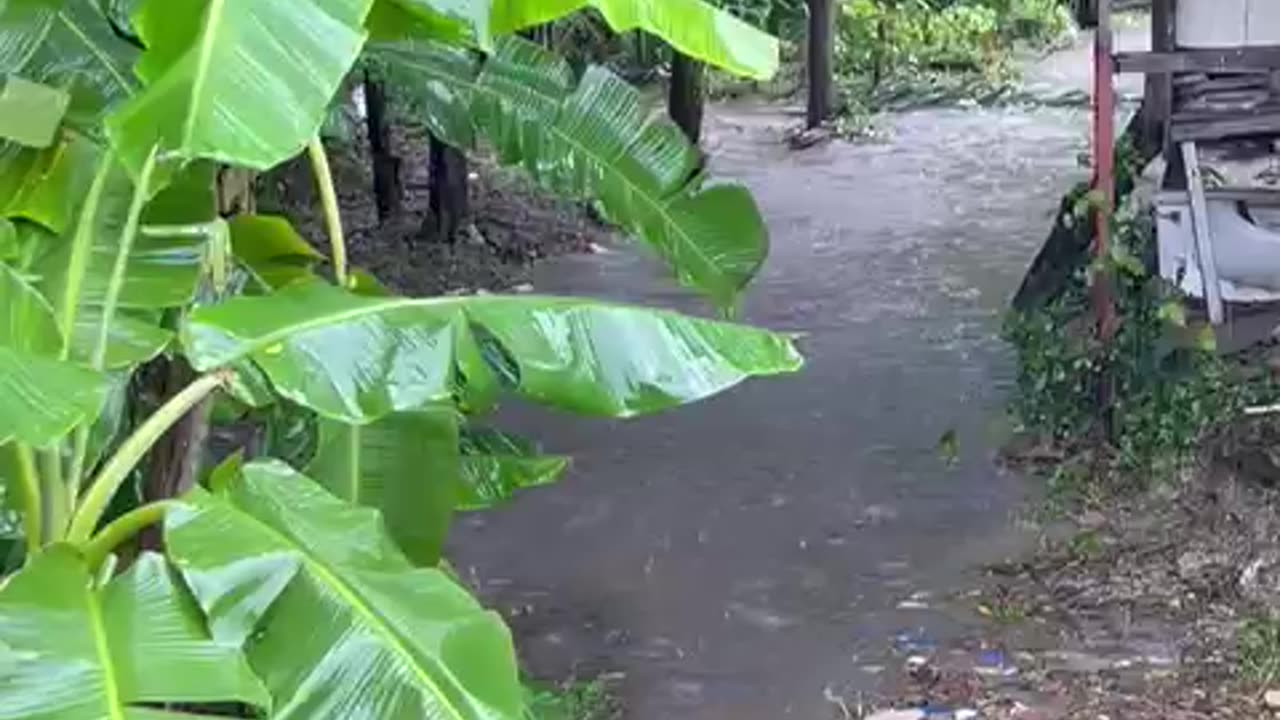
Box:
451, 49, 1111, 719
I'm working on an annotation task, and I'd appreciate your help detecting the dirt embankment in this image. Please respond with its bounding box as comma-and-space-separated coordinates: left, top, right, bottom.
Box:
864, 421, 1280, 720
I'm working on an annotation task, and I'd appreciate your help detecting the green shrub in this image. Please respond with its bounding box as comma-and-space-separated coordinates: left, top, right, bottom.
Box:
1239, 617, 1280, 685
839, 0, 999, 74
835, 0, 1073, 112
1004, 194, 1274, 482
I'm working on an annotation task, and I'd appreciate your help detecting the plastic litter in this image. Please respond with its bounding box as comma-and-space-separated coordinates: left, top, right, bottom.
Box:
864, 710, 926, 720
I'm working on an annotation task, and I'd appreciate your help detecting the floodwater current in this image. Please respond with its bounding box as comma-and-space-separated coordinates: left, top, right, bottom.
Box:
451, 28, 1148, 717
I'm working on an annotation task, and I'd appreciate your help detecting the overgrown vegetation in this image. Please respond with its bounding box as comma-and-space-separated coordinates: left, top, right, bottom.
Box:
524, 679, 620, 720
835, 0, 1074, 121
1004, 186, 1277, 497
1239, 616, 1280, 686
0, 1, 794, 717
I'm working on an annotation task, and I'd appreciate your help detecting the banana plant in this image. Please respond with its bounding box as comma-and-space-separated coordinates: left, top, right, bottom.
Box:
490, 0, 780, 79
0, 0, 796, 717
377, 36, 769, 307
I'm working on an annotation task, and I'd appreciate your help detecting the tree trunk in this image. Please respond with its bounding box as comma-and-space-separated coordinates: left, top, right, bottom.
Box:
669, 51, 705, 145
364, 68, 402, 223
806, 0, 835, 128
138, 169, 250, 551
425, 134, 469, 243
137, 356, 211, 552
1074, 0, 1099, 29
872, 9, 888, 88
1141, 0, 1174, 150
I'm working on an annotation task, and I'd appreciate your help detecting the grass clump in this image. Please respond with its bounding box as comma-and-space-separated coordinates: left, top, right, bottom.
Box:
1239, 616, 1280, 686
523, 679, 620, 720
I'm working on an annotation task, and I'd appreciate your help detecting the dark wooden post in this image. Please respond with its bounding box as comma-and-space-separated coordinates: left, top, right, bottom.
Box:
364, 68, 402, 223
1091, 0, 1116, 343
806, 0, 835, 128
1074, 0, 1099, 28
669, 51, 705, 144
1141, 0, 1176, 153
872, 9, 888, 89
1091, 0, 1117, 432
425, 135, 468, 243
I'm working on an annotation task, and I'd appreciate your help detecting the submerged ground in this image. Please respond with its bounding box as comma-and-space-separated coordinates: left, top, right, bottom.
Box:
446, 27, 1155, 718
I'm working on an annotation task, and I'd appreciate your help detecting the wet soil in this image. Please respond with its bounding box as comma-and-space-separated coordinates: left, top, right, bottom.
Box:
257, 124, 613, 296
859, 436, 1280, 719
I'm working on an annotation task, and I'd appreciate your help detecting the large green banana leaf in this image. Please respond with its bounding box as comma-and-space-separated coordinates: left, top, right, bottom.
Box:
70, 308, 172, 368
165, 459, 524, 719
3, 254, 170, 368
229, 214, 327, 291
19, 149, 209, 317
0, 217, 15, 259
0, 262, 107, 446
181, 280, 802, 422
0, 261, 60, 354
0, 76, 69, 148
458, 426, 568, 510
309, 412, 567, 559
0, 345, 107, 446
3, 151, 199, 394
0, 546, 269, 717
0, 261, 125, 447
378, 37, 768, 308
0, 134, 104, 235
307, 408, 459, 565
32, 224, 206, 310
107, 0, 375, 174
0, 0, 138, 130
490, 0, 777, 79
368, 0, 490, 47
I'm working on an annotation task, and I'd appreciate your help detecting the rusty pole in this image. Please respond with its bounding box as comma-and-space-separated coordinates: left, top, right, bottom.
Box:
1091, 0, 1117, 427
1091, 0, 1116, 340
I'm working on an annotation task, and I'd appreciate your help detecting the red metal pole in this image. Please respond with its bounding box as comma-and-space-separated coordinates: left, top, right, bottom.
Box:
1091, 0, 1116, 342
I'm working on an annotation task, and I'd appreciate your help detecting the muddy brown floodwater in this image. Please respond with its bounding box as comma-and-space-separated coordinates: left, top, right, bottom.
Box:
447, 98, 1100, 719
